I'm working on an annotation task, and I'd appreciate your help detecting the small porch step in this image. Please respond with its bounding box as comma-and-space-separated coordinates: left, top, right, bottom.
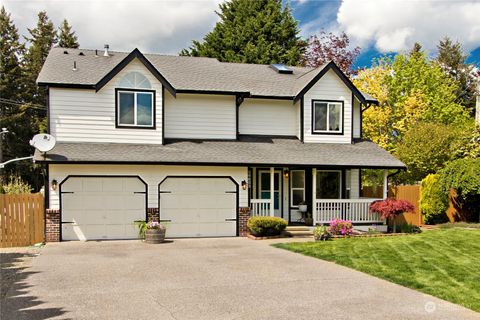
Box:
283, 226, 314, 237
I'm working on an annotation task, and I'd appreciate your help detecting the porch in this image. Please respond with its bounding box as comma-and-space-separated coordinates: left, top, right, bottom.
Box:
249, 167, 388, 225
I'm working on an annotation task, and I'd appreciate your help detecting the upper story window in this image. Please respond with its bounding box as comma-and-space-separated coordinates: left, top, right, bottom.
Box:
116, 72, 155, 129
312, 100, 343, 134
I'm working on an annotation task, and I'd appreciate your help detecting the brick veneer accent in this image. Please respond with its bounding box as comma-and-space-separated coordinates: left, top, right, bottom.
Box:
147, 208, 159, 222
45, 209, 61, 242
239, 207, 251, 237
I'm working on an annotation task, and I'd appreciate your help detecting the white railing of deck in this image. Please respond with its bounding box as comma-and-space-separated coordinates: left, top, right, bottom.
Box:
250, 199, 272, 217
314, 198, 382, 224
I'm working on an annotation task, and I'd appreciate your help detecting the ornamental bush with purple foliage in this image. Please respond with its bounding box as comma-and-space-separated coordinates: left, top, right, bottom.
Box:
369, 199, 415, 232
369, 199, 415, 220
328, 219, 353, 236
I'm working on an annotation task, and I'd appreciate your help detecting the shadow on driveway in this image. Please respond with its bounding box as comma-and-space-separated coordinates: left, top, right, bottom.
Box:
1, 251, 67, 320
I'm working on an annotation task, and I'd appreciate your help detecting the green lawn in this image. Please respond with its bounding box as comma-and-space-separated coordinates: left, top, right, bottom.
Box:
274, 228, 480, 312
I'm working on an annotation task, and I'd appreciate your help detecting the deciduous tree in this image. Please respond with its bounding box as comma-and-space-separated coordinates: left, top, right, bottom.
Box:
301, 31, 360, 76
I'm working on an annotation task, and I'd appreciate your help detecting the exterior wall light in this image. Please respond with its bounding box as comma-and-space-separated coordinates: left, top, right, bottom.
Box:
284, 170, 289, 179
241, 180, 247, 190
51, 179, 58, 191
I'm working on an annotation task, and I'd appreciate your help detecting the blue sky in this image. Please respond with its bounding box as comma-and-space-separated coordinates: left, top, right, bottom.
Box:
3, 0, 480, 69
290, 0, 480, 69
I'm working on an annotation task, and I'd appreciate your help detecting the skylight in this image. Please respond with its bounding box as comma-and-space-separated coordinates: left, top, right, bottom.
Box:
270, 64, 293, 74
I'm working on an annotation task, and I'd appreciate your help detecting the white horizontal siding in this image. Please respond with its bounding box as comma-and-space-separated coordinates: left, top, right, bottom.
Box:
164, 93, 236, 139
48, 164, 248, 209
304, 69, 352, 144
239, 99, 299, 136
49, 58, 163, 144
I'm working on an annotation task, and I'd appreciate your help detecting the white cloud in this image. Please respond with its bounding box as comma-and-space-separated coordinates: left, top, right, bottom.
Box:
2, 0, 222, 54
337, 0, 480, 53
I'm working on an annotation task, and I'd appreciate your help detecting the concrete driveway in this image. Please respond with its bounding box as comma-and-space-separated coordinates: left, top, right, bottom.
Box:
1, 238, 478, 320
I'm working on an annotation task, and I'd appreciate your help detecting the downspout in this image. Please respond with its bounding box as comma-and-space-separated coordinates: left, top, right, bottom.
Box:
385, 169, 403, 198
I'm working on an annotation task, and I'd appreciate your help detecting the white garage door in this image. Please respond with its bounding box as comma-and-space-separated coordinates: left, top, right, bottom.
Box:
159, 177, 237, 237
61, 176, 146, 240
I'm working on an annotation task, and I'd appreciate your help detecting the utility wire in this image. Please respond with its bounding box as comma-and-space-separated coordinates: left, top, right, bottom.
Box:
0, 98, 47, 110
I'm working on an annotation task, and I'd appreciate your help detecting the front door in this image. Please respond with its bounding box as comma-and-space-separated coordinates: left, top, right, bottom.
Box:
258, 170, 282, 217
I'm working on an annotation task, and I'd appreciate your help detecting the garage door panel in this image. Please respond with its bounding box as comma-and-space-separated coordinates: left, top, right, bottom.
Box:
124, 179, 145, 192
83, 179, 103, 192
62, 194, 84, 210
61, 177, 146, 241
102, 179, 124, 192
159, 177, 237, 238
62, 179, 84, 192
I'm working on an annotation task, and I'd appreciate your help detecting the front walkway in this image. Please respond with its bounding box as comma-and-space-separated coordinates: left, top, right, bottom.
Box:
1, 238, 478, 320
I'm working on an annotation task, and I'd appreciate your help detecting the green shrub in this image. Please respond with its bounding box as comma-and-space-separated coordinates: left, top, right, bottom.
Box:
313, 225, 331, 241
438, 158, 480, 222
420, 174, 448, 224
247, 216, 287, 236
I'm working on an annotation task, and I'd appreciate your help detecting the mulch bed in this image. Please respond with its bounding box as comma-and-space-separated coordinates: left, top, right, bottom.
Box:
246, 234, 286, 240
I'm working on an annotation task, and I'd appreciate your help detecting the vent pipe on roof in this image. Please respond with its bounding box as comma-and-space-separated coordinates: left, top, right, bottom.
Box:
95, 49, 98, 57
73, 61, 77, 71
104, 44, 110, 57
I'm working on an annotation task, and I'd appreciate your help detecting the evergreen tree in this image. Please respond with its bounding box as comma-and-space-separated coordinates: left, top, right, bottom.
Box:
0, 6, 24, 102
436, 37, 477, 115
1, 11, 54, 189
180, 0, 303, 65
57, 19, 79, 48
23, 11, 57, 106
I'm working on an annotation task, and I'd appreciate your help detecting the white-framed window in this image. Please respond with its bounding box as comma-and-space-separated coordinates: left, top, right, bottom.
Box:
316, 170, 342, 199
116, 89, 155, 128
290, 170, 305, 207
312, 100, 343, 134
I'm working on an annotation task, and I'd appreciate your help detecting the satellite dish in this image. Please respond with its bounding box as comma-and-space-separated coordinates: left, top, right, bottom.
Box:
30, 134, 56, 153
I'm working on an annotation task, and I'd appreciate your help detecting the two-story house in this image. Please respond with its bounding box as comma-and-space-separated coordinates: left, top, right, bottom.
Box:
36, 47, 405, 241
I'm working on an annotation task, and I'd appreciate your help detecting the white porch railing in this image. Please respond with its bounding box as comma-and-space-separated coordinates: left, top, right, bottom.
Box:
250, 199, 272, 217
314, 198, 383, 224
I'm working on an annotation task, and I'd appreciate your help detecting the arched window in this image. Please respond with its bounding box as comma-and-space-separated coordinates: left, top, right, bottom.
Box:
117, 71, 152, 89
116, 72, 155, 128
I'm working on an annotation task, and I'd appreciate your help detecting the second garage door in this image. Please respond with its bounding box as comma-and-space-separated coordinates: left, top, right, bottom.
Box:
159, 177, 238, 237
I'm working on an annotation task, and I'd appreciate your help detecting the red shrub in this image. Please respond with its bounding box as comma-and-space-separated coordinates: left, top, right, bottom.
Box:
369, 199, 415, 220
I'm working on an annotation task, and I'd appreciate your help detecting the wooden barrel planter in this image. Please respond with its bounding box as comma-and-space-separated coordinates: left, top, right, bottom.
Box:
145, 227, 166, 244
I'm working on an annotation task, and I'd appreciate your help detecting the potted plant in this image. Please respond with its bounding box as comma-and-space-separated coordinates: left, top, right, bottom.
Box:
304, 212, 313, 226
298, 201, 308, 213
135, 220, 166, 244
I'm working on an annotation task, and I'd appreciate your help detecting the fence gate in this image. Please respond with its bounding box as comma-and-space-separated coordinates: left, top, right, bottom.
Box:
0, 193, 44, 248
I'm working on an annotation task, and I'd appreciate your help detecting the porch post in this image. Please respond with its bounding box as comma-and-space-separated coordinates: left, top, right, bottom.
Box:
383, 169, 389, 199
270, 167, 274, 216
312, 168, 317, 224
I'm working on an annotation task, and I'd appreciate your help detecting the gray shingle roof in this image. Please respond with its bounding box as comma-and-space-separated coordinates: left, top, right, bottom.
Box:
37, 47, 326, 98
34, 136, 405, 168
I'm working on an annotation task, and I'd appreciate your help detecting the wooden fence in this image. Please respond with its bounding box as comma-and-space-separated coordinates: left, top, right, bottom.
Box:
362, 185, 422, 226
0, 193, 44, 248
389, 185, 422, 226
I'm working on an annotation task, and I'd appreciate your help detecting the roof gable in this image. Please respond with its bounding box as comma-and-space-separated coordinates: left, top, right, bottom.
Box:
293, 61, 368, 104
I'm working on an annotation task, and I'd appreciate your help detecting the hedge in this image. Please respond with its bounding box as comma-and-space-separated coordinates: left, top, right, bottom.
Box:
247, 216, 287, 236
